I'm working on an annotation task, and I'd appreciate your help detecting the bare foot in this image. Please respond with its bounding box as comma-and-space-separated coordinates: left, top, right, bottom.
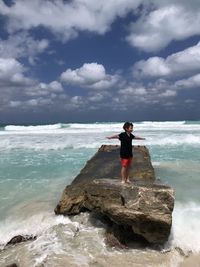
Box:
121, 180, 126, 184
126, 179, 131, 184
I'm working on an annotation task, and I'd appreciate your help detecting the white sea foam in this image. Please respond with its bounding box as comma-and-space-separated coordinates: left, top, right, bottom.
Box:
1, 122, 200, 137
140, 121, 186, 126
0, 212, 78, 249
152, 161, 161, 166
166, 202, 200, 253
0, 211, 107, 267
5, 123, 63, 131
0, 131, 200, 151
145, 134, 200, 146
1, 202, 200, 256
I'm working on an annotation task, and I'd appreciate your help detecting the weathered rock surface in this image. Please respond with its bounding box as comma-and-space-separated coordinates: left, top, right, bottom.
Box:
55, 179, 174, 244
55, 145, 175, 245
72, 145, 155, 184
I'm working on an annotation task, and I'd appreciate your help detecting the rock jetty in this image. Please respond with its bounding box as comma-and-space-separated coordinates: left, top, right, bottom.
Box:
55, 145, 174, 246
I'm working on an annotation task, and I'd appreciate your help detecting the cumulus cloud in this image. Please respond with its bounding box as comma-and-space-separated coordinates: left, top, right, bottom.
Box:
0, 57, 30, 111
25, 81, 64, 97
160, 89, 176, 97
127, 1, 200, 52
1, 0, 200, 55
1, 0, 199, 119
96, 77, 177, 114
61, 63, 119, 89
0, 57, 31, 85
0, 56, 66, 112
0, 57, 114, 113
0, 0, 142, 41
133, 42, 200, 78
118, 86, 147, 96
0, 32, 49, 63
133, 57, 170, 78
175, 73, 200, 88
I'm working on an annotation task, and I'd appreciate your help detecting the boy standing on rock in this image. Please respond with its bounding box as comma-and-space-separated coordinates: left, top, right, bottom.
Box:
107, 122, 145, 184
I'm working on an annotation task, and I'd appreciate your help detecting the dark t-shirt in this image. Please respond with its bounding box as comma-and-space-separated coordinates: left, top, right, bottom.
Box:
119, 132, 135, 158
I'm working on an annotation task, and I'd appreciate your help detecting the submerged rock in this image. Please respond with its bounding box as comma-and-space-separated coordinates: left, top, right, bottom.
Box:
55, 145, 175, 245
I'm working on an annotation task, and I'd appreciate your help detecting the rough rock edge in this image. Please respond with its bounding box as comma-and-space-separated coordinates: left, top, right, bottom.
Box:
55, 179, 174, 245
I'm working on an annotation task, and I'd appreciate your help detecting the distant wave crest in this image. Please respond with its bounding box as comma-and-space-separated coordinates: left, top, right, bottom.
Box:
2, 121, 200, 134
4, 123, 66, 131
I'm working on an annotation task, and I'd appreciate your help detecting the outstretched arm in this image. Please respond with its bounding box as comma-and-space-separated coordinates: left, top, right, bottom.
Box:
134, 136, 145, 140
106, 134, 119, 139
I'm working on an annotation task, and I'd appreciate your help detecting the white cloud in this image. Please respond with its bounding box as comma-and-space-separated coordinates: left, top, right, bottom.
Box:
175, 73, 200, 88
62, 63, 106, 84
0, 58, 23, 79
1, 0, 200, 56
160, 89, 176, 97
133, 57, 170, 77
0, 57, 32, 87
64, 95, 87, 111
8, 97, 55, 109
25, 81, 64, 97
9, 100, 21, 107
185, 99, 196, 104
0, 56, 67, 112
61, 63, 119, 89
133, 42, 200, 78
115, 79, 178, 110
119, 86, 147, 96
127, 2, 200, 52
0, 32, 49, 63
26, 99, 38, 106
0, 0, 142, 41
88, 93, 104, 102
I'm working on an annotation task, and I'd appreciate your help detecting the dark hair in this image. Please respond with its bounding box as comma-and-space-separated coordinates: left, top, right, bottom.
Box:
123, 122, 133, 130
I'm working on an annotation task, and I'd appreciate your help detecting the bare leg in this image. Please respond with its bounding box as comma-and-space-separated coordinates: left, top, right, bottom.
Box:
121, 166, 127, 183
125, 159, 133, 183
125, 167, 131, 183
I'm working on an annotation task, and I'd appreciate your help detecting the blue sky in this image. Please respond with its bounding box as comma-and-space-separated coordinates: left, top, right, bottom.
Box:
0, 0, 200, 123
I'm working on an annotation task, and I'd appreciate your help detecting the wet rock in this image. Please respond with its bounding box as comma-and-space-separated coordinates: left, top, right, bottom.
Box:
175, 247, 192, 258
105, 222, 149, 249
6, 235, 36, 246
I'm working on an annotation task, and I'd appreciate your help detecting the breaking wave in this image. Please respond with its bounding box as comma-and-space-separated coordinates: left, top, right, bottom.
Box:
1, 121, 200, 134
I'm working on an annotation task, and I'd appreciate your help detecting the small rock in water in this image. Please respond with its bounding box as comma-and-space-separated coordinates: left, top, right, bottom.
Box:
6, 234, 37, 246
175, 247, 193, 258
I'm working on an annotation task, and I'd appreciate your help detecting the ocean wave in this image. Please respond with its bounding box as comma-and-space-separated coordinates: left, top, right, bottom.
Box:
2, 121, 200, 134
0, 211, 106, 267
1, 202, 200, 254
167, 202, 200, 253
140, 120, 186, 125
146, 134, 200, 146
0, 212, 79, 249
0, 134, 200, 151
4, 123, 64, 131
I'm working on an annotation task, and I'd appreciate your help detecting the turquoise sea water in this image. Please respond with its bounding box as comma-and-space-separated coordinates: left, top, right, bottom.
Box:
0, 121, 200, 266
